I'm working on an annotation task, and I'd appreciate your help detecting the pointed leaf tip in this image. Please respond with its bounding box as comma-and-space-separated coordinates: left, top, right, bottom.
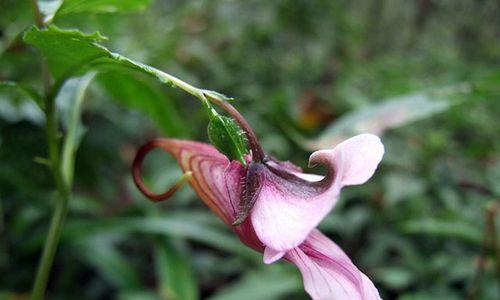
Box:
203, 90, 234, 102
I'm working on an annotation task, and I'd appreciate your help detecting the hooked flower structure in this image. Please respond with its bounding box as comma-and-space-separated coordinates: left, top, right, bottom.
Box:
133, 97, 384, 300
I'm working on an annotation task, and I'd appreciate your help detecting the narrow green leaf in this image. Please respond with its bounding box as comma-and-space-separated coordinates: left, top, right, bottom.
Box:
56, 0, 152, 17
208, 265, 301, 300
60, 72, 96, 187
401, 218, 482, 244
155, 239, 198, 300
0, 83, 45, 124
98, 72, 188, 136
76, 237, 142, 290
374, 267, 414, 290
0, 81, 43, 109
307, 85, 471, 150
61, 216, 258, 261
117, 290, 158, 300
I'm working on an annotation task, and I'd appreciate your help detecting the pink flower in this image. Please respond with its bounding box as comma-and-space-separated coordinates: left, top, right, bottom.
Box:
133, 133, 384, 300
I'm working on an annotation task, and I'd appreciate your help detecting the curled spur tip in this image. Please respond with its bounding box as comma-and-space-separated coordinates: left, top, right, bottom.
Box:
132, 140, 192, 202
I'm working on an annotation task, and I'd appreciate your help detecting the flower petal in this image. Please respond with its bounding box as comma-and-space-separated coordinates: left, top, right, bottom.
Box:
251, 134, 384, 252
145, 139, 240, 225
250, 171, 340, 251
287, 229, 381, 300
263, 246, 286, 264
310, 133, 384, 186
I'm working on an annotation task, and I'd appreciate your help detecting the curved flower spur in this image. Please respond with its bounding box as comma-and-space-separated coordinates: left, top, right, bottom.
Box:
133, 92, 384, 300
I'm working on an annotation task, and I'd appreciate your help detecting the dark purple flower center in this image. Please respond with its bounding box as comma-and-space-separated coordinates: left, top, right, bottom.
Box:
233, 158, 334, 225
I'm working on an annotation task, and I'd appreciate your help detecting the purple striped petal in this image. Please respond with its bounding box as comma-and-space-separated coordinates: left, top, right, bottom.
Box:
287, 229, 381, 300
150, 139, 264, 250
146, 139, 237, 225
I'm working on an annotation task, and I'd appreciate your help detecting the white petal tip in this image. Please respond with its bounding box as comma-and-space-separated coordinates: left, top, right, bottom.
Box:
263, 247, 286, 264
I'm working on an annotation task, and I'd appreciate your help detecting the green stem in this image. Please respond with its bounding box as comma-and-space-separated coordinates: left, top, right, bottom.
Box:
31, 89, 70, 300
31, 191, 69, 300
29, 2, 72, 298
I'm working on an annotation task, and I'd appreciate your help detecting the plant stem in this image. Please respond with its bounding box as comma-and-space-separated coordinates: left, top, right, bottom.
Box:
467, 202, 498, 300
31, 87, 70, 300
31, 191, 69, 300
29, 2, 71, 298
143, 63, 266, 161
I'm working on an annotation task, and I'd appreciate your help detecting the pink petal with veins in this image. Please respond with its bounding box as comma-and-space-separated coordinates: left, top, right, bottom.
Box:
251, 134, 384, 253
155, 139, 263, 250
148, 139, 239, 225
287, 229, 381, 300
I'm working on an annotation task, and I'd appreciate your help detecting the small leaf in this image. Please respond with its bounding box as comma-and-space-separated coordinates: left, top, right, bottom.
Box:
56, 0, 152, 17
207, 106, 248, 164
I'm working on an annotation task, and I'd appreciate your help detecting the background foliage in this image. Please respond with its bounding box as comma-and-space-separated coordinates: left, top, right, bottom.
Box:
1, 0, 499, 299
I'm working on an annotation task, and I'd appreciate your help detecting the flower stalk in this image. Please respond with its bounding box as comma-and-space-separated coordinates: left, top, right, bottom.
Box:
31, 69, 71, 300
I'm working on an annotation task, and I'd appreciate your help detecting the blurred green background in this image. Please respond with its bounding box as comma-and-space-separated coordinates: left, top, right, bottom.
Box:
0, 0, 499, 299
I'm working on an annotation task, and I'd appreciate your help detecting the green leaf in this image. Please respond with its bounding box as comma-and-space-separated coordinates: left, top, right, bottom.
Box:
207, 108, 249, 164
61, 215, 258, 261
307, 85, 470, 150
374, 267, 414, 290
0, 82, 45, 124
208, 265, 301, 300
116, 291, 158, 300
0, 81, 43, 109
155, 239, 198, 300
23, 26, 108, 81
401, 218, 482, 244
59, 72, 96, 187
23, 26, 206, 100
98, 72, 188, 136
24, 26, 196, 135
56, 0, 152, 17
76, 236, 142, 290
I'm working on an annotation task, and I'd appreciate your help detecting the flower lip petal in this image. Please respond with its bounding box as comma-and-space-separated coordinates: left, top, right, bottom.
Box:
250, 164, 339, 251
287, 229, 381, 300
250, 134, 384, 253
